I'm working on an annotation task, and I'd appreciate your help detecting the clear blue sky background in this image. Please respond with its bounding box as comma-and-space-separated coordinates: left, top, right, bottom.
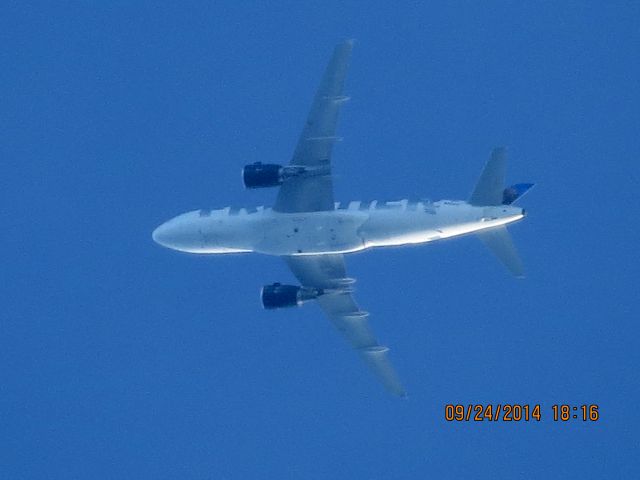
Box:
3, 2, 639, 478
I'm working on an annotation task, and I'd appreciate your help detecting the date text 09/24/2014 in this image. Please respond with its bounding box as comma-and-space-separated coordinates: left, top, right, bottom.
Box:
444, 404, 600, 422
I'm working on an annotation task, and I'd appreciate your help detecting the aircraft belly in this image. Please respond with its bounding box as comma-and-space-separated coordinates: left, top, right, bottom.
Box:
359, 211, 442, 248
187, 206, 523, 255
197, 215, 259, 254
254, 211, 367, 255
358, 207, 511, 248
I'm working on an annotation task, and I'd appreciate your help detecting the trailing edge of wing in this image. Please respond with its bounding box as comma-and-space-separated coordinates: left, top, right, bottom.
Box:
285, 254, 406, 397
316, 295, 406, 397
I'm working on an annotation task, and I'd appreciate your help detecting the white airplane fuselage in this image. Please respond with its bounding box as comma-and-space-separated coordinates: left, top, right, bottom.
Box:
152, 199, 524, 255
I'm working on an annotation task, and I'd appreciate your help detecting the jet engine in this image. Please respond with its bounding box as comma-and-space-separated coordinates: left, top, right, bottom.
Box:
242, 162, 328, 189
242, 162, 284, 189
261, 283, 321, 309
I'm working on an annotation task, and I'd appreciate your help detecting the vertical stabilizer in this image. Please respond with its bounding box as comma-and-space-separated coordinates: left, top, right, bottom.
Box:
469, 147, 508, 206
502, 183, 535, 205
476, 226, 525, 278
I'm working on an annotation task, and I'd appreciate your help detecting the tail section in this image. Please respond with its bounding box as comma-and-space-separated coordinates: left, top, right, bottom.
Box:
502, 183, 534, 205
470, 147, 532, 278
477, 226, 525, 278
469, 147, 508, 206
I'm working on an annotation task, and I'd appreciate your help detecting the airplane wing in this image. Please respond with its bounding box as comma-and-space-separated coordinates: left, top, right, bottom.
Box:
285, 254, 406, 396
275, 42, 404, 394
274, 40, 354, 213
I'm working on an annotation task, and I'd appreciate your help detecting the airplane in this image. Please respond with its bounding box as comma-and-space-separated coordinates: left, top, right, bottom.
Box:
152, 40, 534, 397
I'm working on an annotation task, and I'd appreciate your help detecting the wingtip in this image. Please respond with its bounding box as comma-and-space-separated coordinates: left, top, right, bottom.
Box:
341, 38, 356, 49
492, 146, 508, 157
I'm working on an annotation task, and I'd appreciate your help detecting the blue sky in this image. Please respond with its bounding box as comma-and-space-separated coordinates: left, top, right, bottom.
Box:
2, 2, 639, 478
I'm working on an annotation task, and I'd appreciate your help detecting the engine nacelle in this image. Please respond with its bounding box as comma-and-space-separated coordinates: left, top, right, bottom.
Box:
261, 283, 321, 309
242, 162, 284, 189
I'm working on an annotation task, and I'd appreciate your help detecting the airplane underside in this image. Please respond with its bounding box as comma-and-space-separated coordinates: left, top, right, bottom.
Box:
152, 40, 533, 396
153, 201, 525, 256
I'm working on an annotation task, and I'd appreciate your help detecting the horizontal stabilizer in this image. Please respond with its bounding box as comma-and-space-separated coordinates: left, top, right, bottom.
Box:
469, 147, 507, 206
477, 226, 525, 278
503, 183, 535, 205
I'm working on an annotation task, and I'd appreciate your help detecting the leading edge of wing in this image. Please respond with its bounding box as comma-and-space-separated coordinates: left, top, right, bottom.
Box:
285, 254, 406, 397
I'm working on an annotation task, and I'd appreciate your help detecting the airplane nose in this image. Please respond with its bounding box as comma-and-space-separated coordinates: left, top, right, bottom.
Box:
152, 222, 173, 247
152, 212, 203, 252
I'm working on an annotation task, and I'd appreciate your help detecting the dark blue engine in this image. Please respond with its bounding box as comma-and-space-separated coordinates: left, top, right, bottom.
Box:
261, 283, 323, 309
261, 283, 302, 309
242, 162, 283, 189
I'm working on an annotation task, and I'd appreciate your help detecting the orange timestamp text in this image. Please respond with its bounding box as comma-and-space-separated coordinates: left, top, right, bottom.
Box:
444, 404, 600, 422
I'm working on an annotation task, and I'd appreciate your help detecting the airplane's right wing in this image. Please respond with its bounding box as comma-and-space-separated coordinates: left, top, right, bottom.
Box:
284, 254, 406, 396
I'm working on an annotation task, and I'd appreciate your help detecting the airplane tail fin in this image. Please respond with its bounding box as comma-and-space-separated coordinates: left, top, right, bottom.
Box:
469, 147, 535, 206
502, 183, 534, 205
469, 147, 533, 278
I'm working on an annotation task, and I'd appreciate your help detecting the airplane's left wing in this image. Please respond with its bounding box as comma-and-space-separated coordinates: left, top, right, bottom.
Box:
285, 254, 406, 396
274, 40, 353, 213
